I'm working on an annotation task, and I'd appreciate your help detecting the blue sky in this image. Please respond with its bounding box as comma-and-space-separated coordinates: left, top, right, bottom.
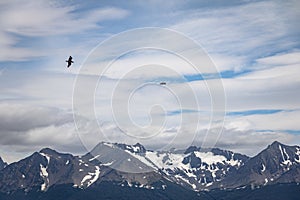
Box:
0, 0, 300, 162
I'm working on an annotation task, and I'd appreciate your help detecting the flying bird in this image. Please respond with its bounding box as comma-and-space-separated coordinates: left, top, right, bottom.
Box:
66, 56, 74, 68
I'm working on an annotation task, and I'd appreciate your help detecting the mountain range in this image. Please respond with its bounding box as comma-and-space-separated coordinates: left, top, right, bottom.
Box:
0, 141, 299, 200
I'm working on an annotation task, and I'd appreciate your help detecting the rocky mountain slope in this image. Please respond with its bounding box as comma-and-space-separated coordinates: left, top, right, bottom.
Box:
218, 141, 300, 189
0, 141, 299, 197
0, 157, 7, 170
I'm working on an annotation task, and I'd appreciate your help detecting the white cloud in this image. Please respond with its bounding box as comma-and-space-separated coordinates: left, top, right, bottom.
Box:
0, 69, 76, 108
0, 1, 129, 36
215, 128, 300, 156
255, 51, 300, 68
0, 102, 85, 163
170, 0, 299, 72
226, 110, 300, 132
0, 66, 299, 161
0, 1, 129, 61
0, 103, 73, 132
221, 51, 300, 111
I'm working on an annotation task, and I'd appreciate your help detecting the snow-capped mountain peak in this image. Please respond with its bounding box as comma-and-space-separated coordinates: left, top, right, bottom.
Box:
219, 141, 300, 189
0, 141, 299, 194
114, 143, 147, 154
142, 147, 249, 190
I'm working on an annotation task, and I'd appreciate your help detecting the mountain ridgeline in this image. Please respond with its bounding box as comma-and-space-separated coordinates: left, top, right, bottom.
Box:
0, 141, 299, 200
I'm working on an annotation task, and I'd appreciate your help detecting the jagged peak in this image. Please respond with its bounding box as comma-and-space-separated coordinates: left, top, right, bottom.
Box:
133, 142, 144, 148
0, 156, 7, 170
114, 142, 147, 153
266, 141, 297, 151
40, 147, 58, 154
39, 147, 73, 158
92, 141, 147, 154
270, 141, 283, 147
184, 146, 200, 154
0, 156, 5, 163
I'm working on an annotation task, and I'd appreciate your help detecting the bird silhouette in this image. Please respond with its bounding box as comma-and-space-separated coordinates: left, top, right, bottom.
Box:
66, 56, 74, 68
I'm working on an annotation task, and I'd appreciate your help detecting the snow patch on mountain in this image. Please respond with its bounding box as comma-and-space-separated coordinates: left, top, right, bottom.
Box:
145, 151, 185, 169
103, 142, 115, 148
125, 150, 157, 169
39, 153, 50, 164
89, 155, 100, 162
278, 145, 294, 171
80, 166, 100, 188
101, 161, 114, 166
194, 152, 225, 165
40, 164, 49, 191
261, 163, 266, 172
295, 147, 300, 163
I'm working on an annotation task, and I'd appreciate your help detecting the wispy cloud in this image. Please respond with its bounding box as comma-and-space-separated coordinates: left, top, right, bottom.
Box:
0, 1, 129, 61
0, 1, 129, 36
170, 0, 300, 72
227, 109, 285, 116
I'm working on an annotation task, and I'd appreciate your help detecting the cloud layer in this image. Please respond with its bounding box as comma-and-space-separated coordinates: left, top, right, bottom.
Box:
0, 0, 299, 162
